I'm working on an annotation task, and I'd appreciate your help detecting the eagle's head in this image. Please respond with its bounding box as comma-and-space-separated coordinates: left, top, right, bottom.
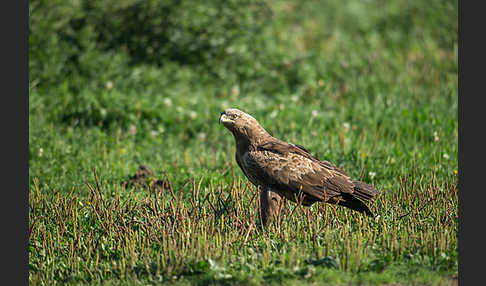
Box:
219, 108, 270, 143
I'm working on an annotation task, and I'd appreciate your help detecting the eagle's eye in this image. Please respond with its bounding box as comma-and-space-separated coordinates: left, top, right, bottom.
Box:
227, 113, 237, 119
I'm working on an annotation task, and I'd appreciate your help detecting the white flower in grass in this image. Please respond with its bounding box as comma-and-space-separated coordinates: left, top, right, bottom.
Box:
198, 132, 207, 141
290, 95, 299, 102
189, 111, 197, 119
443, 153, 449, 160
368, 172, 376, 179
38, 148, 43, 157
105, 81, 113, 89
433, 131, 439, 142
311, 110, 319, 118
270, 110, 278, 119
163, 98, 172, 106
343, 122, 350, 131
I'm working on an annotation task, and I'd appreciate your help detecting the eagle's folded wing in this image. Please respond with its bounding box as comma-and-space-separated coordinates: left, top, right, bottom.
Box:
244, 140, 356, 203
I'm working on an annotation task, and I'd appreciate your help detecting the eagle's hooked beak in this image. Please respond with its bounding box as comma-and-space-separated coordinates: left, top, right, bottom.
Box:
219, 111, 233, 124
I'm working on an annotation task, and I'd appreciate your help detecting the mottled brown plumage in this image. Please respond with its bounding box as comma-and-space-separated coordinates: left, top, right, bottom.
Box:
219, 108, 380, 225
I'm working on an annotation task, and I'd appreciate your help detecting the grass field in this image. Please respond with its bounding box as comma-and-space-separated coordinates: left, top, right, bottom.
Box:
29, 0, 457, 285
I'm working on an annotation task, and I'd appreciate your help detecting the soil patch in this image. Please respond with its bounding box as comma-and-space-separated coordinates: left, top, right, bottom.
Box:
121, 164, 170, 192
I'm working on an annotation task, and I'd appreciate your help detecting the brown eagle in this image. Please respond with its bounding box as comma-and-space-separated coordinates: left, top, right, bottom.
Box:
219, 108, 380, 226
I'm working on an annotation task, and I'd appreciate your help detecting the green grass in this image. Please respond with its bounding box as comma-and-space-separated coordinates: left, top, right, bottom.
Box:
29, 0, 457, 285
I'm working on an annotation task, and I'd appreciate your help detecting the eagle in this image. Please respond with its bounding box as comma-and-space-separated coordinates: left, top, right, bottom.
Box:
219, 108, 380, 226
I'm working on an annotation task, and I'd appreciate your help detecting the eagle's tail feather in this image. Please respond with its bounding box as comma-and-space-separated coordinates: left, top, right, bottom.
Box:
332, 181, 380, 217
336, 195, 375, 217
351, 180, 380, 202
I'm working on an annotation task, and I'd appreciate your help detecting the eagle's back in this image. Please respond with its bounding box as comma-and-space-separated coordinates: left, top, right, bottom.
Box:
239, 140, 357, 205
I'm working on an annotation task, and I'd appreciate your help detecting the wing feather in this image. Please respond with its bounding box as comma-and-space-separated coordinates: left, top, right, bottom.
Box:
246, 140, 355, 204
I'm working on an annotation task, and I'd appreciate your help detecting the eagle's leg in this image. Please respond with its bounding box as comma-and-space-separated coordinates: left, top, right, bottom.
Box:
259, 186, 284, 227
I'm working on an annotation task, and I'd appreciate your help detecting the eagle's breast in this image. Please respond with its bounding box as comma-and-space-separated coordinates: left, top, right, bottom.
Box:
241, 151, 263, 186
